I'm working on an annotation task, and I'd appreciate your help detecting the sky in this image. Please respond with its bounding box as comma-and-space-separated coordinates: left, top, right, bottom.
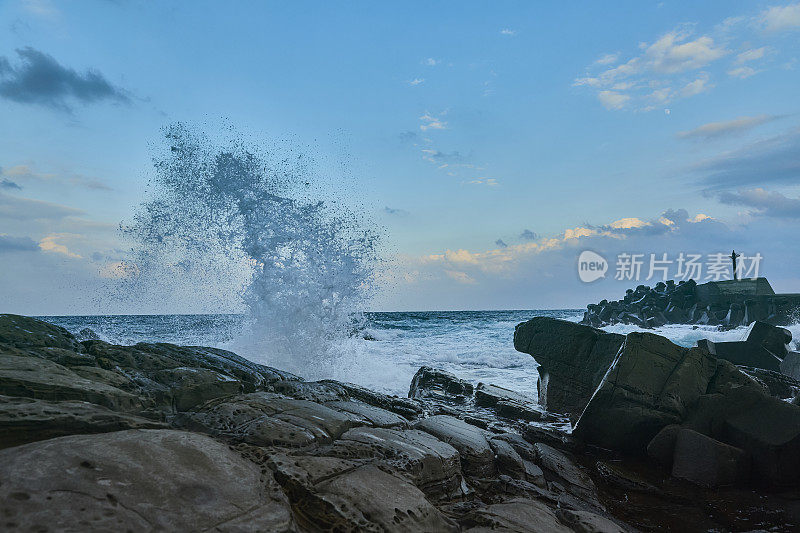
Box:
1, 0, 800, 314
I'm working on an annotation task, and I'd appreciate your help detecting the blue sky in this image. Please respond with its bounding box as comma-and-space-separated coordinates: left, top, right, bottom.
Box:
1, 0, 800, 313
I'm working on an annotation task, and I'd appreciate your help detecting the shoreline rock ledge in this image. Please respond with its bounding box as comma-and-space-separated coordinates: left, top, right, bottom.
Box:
2, 313, 800, 531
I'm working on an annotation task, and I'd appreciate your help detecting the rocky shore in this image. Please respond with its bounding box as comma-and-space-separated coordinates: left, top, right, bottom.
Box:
2, 313, 800, 531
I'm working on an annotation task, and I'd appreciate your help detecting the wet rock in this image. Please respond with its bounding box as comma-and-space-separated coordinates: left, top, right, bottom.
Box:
490, 437, 546, 486
555, 508, 627, 533
409, 366, 473, 403
475, 383, 543, 421
325, 380, 424, 419
462, 498, 573, 533
780, 351, 800, 381
0, 395, 166, 449
513, 317, 624, 421
573, 333, 717, 454
153, 366, 243, 411
325, 400, 409, 428
533, 443, 598, 504
671, 428, 749, 487
738, 366, 800, 399
272, 458, 456, 532
330, 427, 462, 497
414, 415, 496, 478
0, 313, 81, 351
271, 379, 349, 402
0, 354, 141, 412
697, 321, 787, 372
180, 392, 359, 447
0, 429, 295, 531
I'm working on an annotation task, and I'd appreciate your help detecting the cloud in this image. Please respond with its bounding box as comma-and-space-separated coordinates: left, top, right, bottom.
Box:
520, 229, 537, 240
677, 114, 781, 140
595, 53, 619, 66
38, 233, 82, 258
423, 58, 439, 66
574, 27, 727, 110
0, 47, 129, 111
728, 66, 758, 79
689, 129, 800, 188
598, 90, 631, 110
465, 177, 499, 186
0, 192, 84, 220
419, 112, 447, 131
1, 164, 112, 190
717, 188, 800, 218
759, 2, 800, 32
0, 178, 21, 190
407, 78, 424, 86
383, 206, 409, 216
735, 47, 768, 63
500, 29, 517, 36
421, 149, 464, 164
0, 234, 39, 252
495, 239, 508, 248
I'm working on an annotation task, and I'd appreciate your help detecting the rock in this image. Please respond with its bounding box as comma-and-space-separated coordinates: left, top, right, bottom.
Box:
409, 366, 473, 403
463, 498, 573, 533
573, 332, 717, 454
331, 427, 462, 497
474, 383, 543, 421
0, 395, 166, 449
153, 366, 243, 411
324, 380, 424, 419
414, 415, 496, 478
671, 428, 749, 487
490, 437, 546, 486
697, 321, 786, 372
325, 400, 408, 428
0, 354, 141, 412
0, 313, 80, 351
555, 508, 627, 533
513, 317, 624, 420
646, 424, 681, 468
738, 366, 800, 399
533, 443, 598, 504
270, 456, 456, 532
0, 429, 294, 531
180, 392, 358, 447
271, 379, 350, 402
780, 351, 800, 381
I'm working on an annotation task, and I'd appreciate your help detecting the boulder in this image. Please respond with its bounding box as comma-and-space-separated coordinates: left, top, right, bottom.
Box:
0, 429, 294, 531
671, 428, 749, 487
533, 443, 598, 504
408, 366, 473, 403
738, 366, 800, 400
513, 317, 624, 420
0, 313, 80, 351
414, 415, 496, 478
646, 424, 681, 468
573, 333, 717, 454
475, 383, 543, 422
696, 321, 788, 372
0, 395, 166, 449
780, 351, 800, 381
324, 400, 408, 428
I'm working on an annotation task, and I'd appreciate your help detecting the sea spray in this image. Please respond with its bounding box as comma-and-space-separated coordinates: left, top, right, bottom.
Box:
120, 123, 379, 376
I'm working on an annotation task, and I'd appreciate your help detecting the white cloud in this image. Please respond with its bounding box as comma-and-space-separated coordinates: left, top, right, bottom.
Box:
677, 114, 780, 140
500, 29, 517, 36
680, 73, 713, 96
759, 2, 800, 32
423, 58, 439, 66
419, 112, 447, 131
735, 47, 768, 63
595, 53, 620, 65
597, 90, 630, 110
466, 177, 499, 186
407, 78, 425, 86
38, 233, 82, 259
727, 66, 758, 79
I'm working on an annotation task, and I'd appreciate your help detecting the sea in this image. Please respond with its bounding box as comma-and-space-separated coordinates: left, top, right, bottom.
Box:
41, 311, 794, 400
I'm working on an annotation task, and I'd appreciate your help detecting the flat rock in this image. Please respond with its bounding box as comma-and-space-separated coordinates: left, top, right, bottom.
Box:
573, 332, 717, 454
534, 443, 597, 500
0, 429, 294, 531
331, 426, 462, 496
325, 400, 408, 428
0, 395, 166, 450
0, 354, 140, 412
414, 415, 496, 477
513, 317, 624, 421
462, 498, 572, 533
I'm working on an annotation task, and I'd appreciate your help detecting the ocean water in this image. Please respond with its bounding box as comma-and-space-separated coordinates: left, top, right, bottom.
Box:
42, 311, 796, 399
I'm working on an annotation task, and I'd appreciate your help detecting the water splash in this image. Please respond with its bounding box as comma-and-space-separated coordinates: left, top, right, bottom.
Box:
121, 123, 379, 375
